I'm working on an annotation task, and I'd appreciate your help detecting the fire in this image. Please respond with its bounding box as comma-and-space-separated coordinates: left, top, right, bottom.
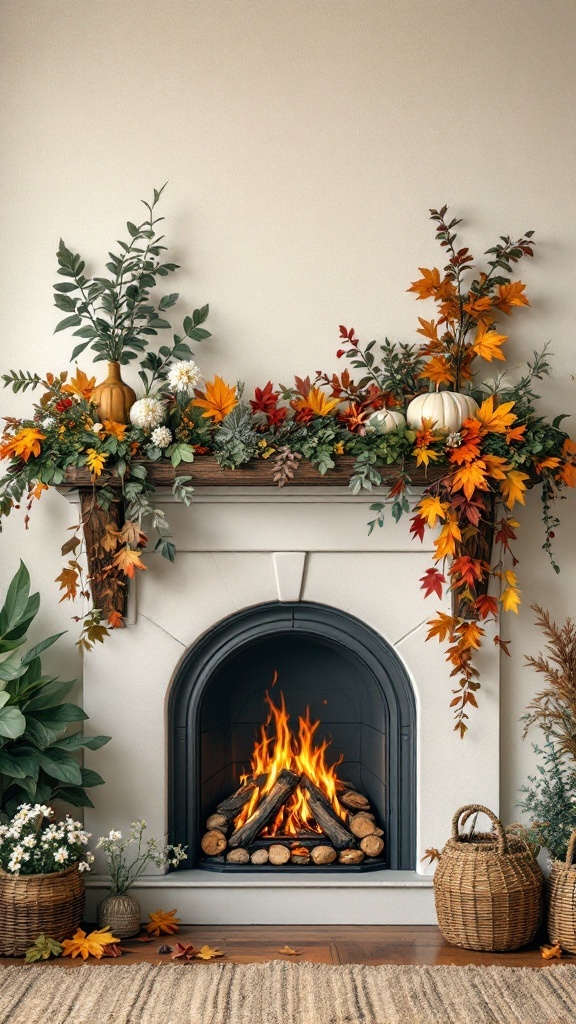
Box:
235, 680, 346, 837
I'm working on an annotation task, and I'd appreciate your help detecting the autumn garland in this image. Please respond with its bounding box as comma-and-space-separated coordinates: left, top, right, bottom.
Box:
1, 207, 575, 734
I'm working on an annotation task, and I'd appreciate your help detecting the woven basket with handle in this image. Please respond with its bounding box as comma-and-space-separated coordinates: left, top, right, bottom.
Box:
0, 863, 85, 957
433, 804, 543, 952
546, 829, 576, 953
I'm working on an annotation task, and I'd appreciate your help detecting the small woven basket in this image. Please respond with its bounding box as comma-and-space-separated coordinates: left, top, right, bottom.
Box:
546, 829, 576, 953
0, 862, 85, 957
433, 804, 543, 952
97, 891, 142, 938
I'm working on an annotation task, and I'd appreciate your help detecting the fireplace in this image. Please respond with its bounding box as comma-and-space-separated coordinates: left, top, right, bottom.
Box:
168, 601, 416, 871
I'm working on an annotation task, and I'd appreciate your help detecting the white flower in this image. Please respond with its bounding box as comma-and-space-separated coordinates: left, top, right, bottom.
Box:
92, 422, 104, 433
22, 835, 36, 848
41, 416, 56, 429
150, 426, 172, 450
130, 397, 165, 433
108, 830, 122, 842
77, 860, 90, 872
446, 431, 463, 448
167, 360, 203, 395
54, 847, 69, 864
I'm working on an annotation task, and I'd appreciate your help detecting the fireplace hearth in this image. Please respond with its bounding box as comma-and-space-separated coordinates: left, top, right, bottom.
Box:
168, 601, 416, 871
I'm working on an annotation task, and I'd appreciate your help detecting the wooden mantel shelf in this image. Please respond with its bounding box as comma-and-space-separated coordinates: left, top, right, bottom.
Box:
62, 457, 448, 489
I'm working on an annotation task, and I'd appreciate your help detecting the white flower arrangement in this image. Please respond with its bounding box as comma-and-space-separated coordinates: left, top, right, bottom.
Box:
0, 804, 93, 876
150, 425, 172, 450
166, 359, 203, 395
129, 396, 165, 433
96, 818, 187, 894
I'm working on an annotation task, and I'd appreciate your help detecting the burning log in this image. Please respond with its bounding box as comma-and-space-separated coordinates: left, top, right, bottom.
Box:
360, 834, 385, 858
301, 777, 355, 850
217, 776, 264, 817
339, 849, 365, 865
269, 843, 291, 865
340, 790, 371, 812
228, 769, 301, 848
201, 830, 227, 856
311, 845, 337, 865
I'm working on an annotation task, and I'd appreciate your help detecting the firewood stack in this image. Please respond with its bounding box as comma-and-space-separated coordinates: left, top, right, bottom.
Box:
200, 773, 385, 867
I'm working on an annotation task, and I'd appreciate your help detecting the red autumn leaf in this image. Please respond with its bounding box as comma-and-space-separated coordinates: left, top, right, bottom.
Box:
449, 556, 484, 589
101, 943, 124, 957
409, 514, 426, 543
107, 610, 125, 629
475, 595, 499, 620
420, 568, 446, 599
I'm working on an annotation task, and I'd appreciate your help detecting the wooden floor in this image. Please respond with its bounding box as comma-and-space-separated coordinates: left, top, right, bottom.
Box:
3, 926, 571, 969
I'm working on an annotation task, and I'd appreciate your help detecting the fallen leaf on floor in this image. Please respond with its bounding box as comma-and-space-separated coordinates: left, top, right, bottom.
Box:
102, 943, 124, 958
25, 934, 63, 963
195, 944, 225, 960
61, 927, 121, 961
158, 945, 173, 955
171, 943, 198, 961
278, 945, 301, 955
137, 934, 153, 943
146, 909, 181, 936
541, 942, 563, 959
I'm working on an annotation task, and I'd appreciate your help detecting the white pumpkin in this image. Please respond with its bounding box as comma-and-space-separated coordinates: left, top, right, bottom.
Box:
406, 391, 479, 435
367, 408, 407, 434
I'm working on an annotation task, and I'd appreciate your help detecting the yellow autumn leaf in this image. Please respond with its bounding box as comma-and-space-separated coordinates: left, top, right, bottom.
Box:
292, 388, 340, 417
475, 397, 517, 435
85, 448, 108, 477
193, 376, 237, 422
195, 944, 225, 960
456, 621, 485, 651
146, 909, 181, 936
500, 468, 531, 509
463, 293, 493, 320
416, 318, 439, 343
113, 545, 147, 579
494, 281, 530, 315
482, 454, 510, 480
61, 927, 120, 960
55, 566, 79, 602
61, 367, 96, 399
540, 942, 562, 959
500, 585, 521, 613
0, 427, 46, 463
278, 944, 302, 955
433, 518, 462, 560
426, 612, 457, 643
102, 420, 128, 440
417, 495, 449, 528
472, 324, 508, 362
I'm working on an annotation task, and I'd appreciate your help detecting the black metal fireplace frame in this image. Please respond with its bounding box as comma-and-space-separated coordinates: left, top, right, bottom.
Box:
168, 601, 417, 870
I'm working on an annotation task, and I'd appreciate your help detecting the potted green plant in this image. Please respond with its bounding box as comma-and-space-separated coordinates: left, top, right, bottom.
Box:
53, 183, 211, 422
96, 819, 186, 937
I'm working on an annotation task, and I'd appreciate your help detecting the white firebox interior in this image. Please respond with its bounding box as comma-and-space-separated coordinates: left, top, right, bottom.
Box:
79, 485, 500, 924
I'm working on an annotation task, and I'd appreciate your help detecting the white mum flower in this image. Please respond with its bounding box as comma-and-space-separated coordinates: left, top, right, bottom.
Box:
150, 426, 172, 450
130, 397, 165, 433
108, 830, 122, 842
22, 835, 36, 848
77, 860, 90, 872
54, 847, 69, 864
167, 360, 203, 394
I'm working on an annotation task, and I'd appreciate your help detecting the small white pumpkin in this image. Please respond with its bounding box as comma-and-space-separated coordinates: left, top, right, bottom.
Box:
406, 391, 479, 435
367, 408, 407, 434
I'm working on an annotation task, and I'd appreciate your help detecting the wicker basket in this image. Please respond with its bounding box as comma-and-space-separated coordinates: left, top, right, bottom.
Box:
546, 829, 576, 953
433, 804, 543, 952
0, 862, 85, 957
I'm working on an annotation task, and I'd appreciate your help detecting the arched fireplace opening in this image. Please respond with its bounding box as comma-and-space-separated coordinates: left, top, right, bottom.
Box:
168, 601, 416, 870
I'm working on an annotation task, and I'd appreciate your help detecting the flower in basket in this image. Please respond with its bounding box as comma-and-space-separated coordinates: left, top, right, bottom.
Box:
96, 819, 187, 894
0, 804, 93, 875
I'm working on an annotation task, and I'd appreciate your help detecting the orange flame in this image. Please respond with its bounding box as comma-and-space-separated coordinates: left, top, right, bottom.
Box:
235, 680, 346, 837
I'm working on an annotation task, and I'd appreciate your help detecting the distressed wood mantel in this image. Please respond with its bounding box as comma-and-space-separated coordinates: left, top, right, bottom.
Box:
58, 459, 490, 621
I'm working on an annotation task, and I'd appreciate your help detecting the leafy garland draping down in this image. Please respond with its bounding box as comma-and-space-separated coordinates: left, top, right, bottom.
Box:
1, 204, 575, 735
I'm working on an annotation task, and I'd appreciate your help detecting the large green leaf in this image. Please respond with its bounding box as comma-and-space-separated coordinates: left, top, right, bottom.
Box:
0, 651, 29, 683
79, 767, 105, 787
0, 561, 30, 640
54, 732, 111, 751
0, 704, 27, 740
23, 717, 56, 748
52, 785, 94, 809
35, 749, 82, 785
21, 633, 66, 666
30, 703, 88, 728
25, 680, 76, 711
0, 750, 28, 778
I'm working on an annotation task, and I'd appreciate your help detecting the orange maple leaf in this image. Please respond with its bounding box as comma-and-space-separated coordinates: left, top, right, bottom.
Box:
55, 566, 79, 602
540, 942, 562, 959
107, 610, 125, 628
32, 481, 48, 500
558, 462, 576, 488
113, 545, 147, 578
494, 281, 530, 315
455, 621, 485, 650
426, 612, 457, 643
433, 518, 462, 560
463, 294, 493, 320
450, 460, 489, 500
474, 397, 517, 435
472, 324, 508, 362
102, 420, 128, 440
482, 454, 510, 480
475, 594, 499, 620
418, 355, 455, 386
292, 388, 340, 417
417, 495, 449, 528
0, 427, 46, 463
146, 909, 181, 936
416, 318, 440, 344
61, 367, 96, 400
407, 267, 441, 300
505, 423, 527, 444
193, 376, 238, 422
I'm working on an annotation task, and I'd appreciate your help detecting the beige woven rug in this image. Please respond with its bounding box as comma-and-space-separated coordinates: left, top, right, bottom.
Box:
1, 961, 575, 1024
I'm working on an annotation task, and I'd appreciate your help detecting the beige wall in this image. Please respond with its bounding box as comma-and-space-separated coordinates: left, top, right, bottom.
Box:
1, 0, 575, 825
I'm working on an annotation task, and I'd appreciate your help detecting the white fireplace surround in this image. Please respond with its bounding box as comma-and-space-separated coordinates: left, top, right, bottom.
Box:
76, 484, 500, 924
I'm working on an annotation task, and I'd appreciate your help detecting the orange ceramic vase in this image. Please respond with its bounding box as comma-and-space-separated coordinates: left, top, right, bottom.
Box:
92, 361, 136, 424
